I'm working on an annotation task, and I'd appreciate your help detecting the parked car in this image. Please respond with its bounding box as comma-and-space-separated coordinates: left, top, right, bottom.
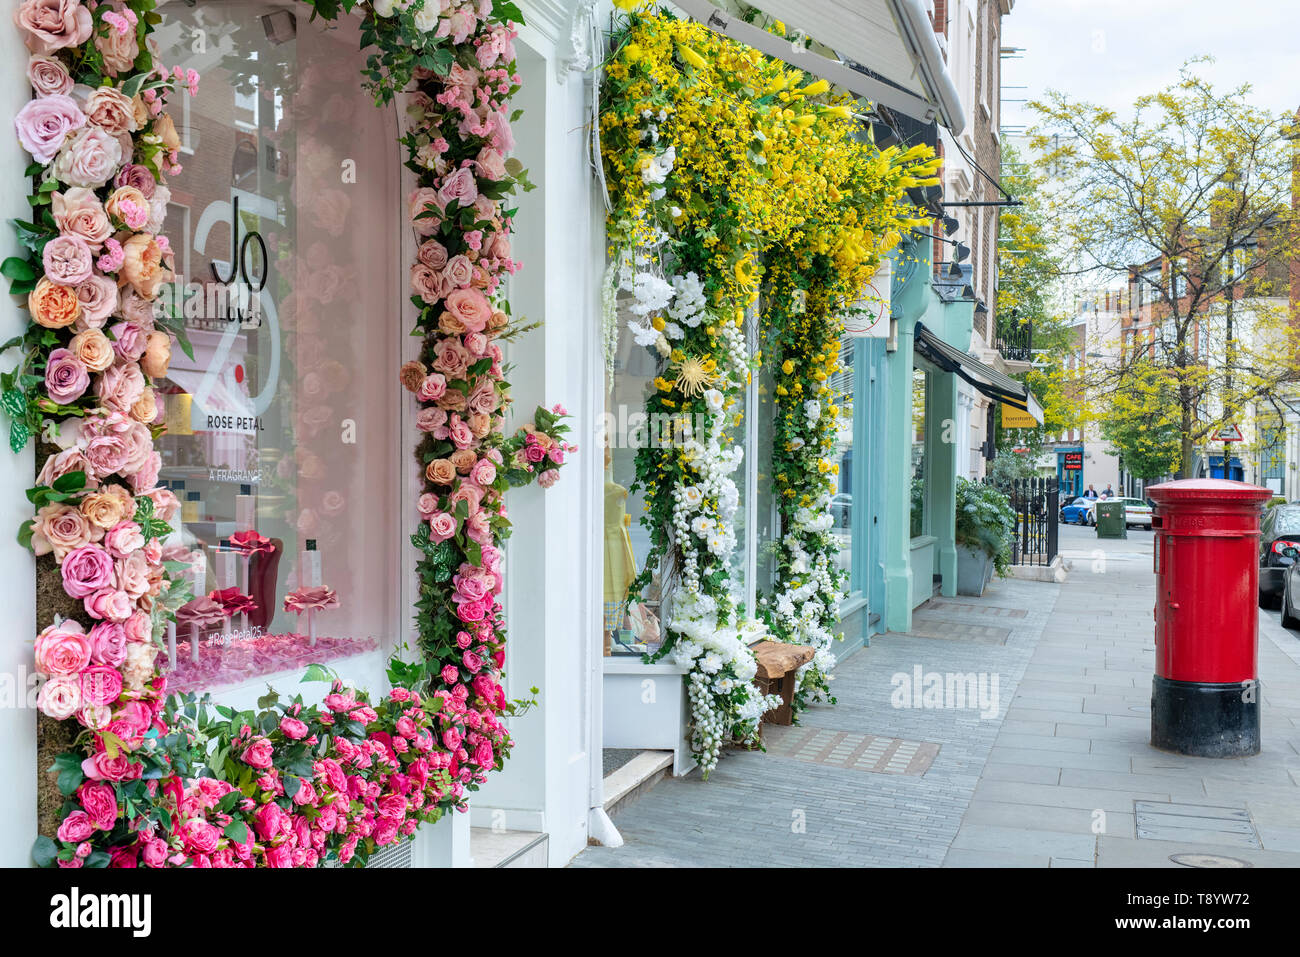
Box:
1258, 504, 1300, 608
1060, 496, 1097, 526
1279, 546, 1300, 629
1115, 496, 1153, 530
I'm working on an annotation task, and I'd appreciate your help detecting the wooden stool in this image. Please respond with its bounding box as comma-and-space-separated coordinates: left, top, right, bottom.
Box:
750, 640, 815, 725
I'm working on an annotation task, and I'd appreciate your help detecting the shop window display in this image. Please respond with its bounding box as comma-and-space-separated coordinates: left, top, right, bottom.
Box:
151, 4, 400, 692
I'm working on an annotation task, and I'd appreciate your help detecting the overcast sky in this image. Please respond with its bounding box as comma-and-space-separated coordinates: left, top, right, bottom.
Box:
1001, 0, 1300, 134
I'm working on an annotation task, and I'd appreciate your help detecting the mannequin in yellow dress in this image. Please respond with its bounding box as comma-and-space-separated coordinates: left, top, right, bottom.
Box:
604, 450, 638, 655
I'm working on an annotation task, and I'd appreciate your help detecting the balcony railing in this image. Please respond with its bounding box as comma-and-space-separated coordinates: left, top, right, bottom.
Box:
995, 318, 1033, 363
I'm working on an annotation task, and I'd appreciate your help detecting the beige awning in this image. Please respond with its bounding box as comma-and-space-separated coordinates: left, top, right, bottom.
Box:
671, 0, 966, 132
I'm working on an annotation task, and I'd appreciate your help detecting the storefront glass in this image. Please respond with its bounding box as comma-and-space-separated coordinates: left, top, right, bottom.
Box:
152, 3, 400, 692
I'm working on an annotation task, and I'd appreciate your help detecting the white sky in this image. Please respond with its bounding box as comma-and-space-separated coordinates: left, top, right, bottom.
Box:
1001, 0, 1300, 134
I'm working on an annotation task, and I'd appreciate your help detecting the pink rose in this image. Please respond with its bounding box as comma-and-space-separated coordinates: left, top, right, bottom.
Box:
538, 468, 560, 489
43, 234, 94, 285
109, 322, 148, 361
410, 263, 447, 305
431, 338, 470, 379
52, 126, 123, 189
429, 512, 457, 543
443, 287, 492, 333
408, 187, 443, 236
475, 148, 508, 182
466, 378, 498, 415
80, 664, 123, 707
14, 93, 84, 164
241, 736, 274, 769
436, 167, 479, 209
252, 801, 282, 841
443, 254, 473, 290
418, 373, 447, 402
15, 0, 93, 55
27, 54, 72, 96
56, 809, 95, 843
417, 409, 448, 438
60, 543, 114, 598
44, 347, 89, 403
34, 620, 91, 676
183, 820, 220, 856
37, 675, 81, 718
80, 747, 140, 782
84, 588, 132, 622
280, 716, 309, 740
74, 275, 119, 327
418, 239, 449, 271
103, 520, 143, 558
440, 664, 459, 685
95, 15, 139, 76
449, 415, 475, 450
87, 621, 127, 668
77, 782, 117, 831
95, 361, 145, 414
53, 187, 111, 250
469, 458, 497, 487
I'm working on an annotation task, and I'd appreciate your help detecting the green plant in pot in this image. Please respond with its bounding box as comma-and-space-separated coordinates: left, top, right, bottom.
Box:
955, 478, 1016, 592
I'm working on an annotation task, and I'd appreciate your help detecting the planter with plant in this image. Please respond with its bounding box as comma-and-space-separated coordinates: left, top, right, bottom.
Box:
955, 478, 1016, 595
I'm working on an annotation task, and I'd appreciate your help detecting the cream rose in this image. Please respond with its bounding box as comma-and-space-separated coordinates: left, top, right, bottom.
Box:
67, 327, 114, 372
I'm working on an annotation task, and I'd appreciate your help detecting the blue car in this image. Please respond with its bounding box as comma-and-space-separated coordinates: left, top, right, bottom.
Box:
1059, 496, 1097, 526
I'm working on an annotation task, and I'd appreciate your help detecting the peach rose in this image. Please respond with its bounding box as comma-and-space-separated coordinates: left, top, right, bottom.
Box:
129, 387, 158, 424
67, 328, 114, 372
152, 113, 181, 152
80, 491, 126, 530
129, 94, 149, 129
487, 309, 509, 333
140, 331, 171, 379
449, 448, 477, 473
426, 459, 456, 485
52, 187, 111, 249
399, 360, 427, 393
119, 232, 168, 299
83, 87, 136, 137
438, 310, 468, 335
29, 277, 81, 328
32, 502, 95, 560
94, 13, 139, 75
443, 287, 492, 333
105, 185, 148, 226
468, 413, 493, 439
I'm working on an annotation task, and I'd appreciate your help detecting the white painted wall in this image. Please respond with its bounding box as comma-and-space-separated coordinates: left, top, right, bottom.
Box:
0, 24, 38, 868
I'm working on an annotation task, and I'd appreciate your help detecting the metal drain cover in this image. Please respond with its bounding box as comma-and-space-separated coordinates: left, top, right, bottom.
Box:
1169, 853, 1252, 868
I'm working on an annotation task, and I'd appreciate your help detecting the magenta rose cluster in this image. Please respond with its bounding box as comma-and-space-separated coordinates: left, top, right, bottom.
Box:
47, 678, 466, 868
398, 9, 571, 791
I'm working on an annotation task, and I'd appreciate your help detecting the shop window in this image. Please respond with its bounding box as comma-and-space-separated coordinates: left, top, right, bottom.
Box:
603, 292, 666, 657
153, 5, 401, 693
911, 367, 928, 537
828, 335, 856, 582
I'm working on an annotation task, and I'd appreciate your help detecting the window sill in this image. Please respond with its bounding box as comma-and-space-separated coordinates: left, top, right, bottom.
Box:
910, 535, 938, 551
838, 594, 869, 621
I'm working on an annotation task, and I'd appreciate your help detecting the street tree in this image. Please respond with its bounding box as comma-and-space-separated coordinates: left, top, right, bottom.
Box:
1029, 61, 1300, 477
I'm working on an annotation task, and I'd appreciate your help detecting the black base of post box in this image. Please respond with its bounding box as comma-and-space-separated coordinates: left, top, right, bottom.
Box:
1151, 676, 1260, 757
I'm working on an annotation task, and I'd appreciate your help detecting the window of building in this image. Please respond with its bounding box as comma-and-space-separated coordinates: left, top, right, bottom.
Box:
911, 367, 928, 537
154, 5, 401, 694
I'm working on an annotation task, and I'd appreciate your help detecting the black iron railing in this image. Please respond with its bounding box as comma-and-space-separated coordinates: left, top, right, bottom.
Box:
986, 477, 1059, 567
995, 319, 1033, 363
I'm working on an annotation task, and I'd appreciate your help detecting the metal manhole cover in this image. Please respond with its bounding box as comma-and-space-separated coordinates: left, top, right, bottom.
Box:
1135, 801, 1260, 848
761, 725, 940, 776
1170, 853, 1252, 868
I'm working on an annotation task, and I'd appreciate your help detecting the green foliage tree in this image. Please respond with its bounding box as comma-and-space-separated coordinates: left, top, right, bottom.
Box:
1098, 359, 1183, 479
1030, 61, 1300, 477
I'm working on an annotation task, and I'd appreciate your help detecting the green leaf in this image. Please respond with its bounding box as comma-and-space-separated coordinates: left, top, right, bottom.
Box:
300, 663, 338, 684
31, 835, 57, 868
0, 389, 25, 419
9, 420, 30, 453
51, 470, 86, 494
282, 774, 301, 800
223, 820, 248, 844
0, 257, 36, 282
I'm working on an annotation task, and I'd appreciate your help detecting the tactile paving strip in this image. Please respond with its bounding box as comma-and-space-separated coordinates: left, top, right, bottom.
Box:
762, 725, 940, 776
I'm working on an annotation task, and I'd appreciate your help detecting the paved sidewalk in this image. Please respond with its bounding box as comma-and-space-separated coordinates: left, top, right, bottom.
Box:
573, 576, 1055, 867
571, 525, 1300, 867
949, 528, 1300, 867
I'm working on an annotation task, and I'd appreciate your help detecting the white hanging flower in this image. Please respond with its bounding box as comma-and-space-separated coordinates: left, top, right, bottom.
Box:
681, 486, 704, 509
413, 5, 438, 31
804, 400, 822, 424
691, 515, 714, 538
627, 320, 661, 347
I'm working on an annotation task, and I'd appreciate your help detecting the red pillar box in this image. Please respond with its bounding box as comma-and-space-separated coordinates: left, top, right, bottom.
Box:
1148, 478, 1273, 757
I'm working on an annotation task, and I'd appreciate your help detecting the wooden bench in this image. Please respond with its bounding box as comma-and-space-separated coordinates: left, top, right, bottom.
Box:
750, 640, 815, 726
